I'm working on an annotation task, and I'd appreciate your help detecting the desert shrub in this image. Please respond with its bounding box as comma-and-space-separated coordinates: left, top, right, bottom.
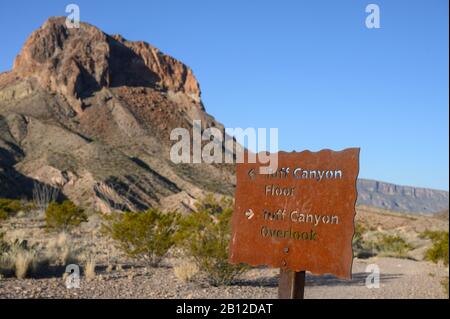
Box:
175, 195, 247, 286
369, 234, 412, 258
33, 182, 60, 214
45, 200, 88, 232
0, 198, 23, 220
352, 223, 374, 258
102, 209, 179, 267
420, 230, 449, 266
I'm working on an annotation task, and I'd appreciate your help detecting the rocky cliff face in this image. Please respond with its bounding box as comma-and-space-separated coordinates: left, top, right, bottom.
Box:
12, 18, 202, 115
357, 179, 448, 214
0, 17, 234, 213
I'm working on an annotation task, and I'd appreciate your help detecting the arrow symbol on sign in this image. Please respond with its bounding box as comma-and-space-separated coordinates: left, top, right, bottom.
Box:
248, 169, 256, 179
245, 209, 254, 220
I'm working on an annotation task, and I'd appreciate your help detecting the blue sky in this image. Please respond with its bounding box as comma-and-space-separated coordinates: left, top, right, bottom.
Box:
0, 1, 448, 190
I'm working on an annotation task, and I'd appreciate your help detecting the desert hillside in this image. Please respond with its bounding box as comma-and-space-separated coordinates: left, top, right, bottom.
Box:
0, 203, 447, 298
0, 17, 235, 214
0, 17, 448, 300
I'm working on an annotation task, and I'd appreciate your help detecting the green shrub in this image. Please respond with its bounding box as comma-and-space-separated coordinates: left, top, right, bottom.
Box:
420, 230, 449, 266
102, 209, 179, 267
175, 195, 247, 286
352, 223, 365, 247
0, 198, 23, 220
369, 234, 412, 258
45, 200, 88, 231
352, 223, 374, 258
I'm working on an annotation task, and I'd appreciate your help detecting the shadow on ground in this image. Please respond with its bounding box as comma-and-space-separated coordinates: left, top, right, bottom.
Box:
306, 272, 402, 287
236, 272, 402, 288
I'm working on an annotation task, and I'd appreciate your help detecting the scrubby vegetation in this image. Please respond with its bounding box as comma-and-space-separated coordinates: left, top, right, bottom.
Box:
32, 182, 60, 215
102, 209, 179, 267
369, 234, 413, 258
45, 200, 88, 232
101, 195, 247, 285
0, 198, 33, 220
352, 223, 371, 258
0, 236, 42, 279
420, 230, 449, 266
0, 199, 21, 220
353, 224, 413, 259
175, 195, 247, 286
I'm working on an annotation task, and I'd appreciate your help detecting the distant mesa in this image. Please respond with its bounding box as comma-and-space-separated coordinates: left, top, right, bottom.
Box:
357, 179, 448, 215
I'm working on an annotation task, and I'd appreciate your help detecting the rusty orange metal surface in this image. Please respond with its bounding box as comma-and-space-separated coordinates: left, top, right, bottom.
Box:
229, 148, 360, 279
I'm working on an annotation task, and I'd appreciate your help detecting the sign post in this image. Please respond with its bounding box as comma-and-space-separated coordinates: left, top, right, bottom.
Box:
278, 269, 306, 299
229, 148, 360, 299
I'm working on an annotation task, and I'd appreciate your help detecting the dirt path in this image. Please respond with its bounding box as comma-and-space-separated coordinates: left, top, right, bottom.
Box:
305, 257, 448, 299
0, 257, 447, 299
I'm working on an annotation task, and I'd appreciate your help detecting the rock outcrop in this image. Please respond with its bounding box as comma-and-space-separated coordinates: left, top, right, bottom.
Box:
0, 17, 234, 213
12, 18, 202, 114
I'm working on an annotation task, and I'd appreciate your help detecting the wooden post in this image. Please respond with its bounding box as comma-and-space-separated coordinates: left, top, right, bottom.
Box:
278, 269, 306, 299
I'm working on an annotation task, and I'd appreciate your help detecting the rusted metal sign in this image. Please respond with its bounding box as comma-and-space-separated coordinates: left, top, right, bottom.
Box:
229, 148, 360, 279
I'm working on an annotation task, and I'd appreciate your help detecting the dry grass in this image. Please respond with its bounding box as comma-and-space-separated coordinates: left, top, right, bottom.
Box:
0, 245, 39, 279
1, 231, 81, 280
4, 229, 27, 242
174, 261, 199, 282
15, 250, 37, 279
84, 258, 96, 281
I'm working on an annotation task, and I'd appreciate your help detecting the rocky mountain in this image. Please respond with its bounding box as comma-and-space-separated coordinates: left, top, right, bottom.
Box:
0, 17, 447, 215
357, 179, 448, 214
0, 17, 235, 213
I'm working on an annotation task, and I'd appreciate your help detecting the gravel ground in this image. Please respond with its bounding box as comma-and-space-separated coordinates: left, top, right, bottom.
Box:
0, 257, 447, 299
